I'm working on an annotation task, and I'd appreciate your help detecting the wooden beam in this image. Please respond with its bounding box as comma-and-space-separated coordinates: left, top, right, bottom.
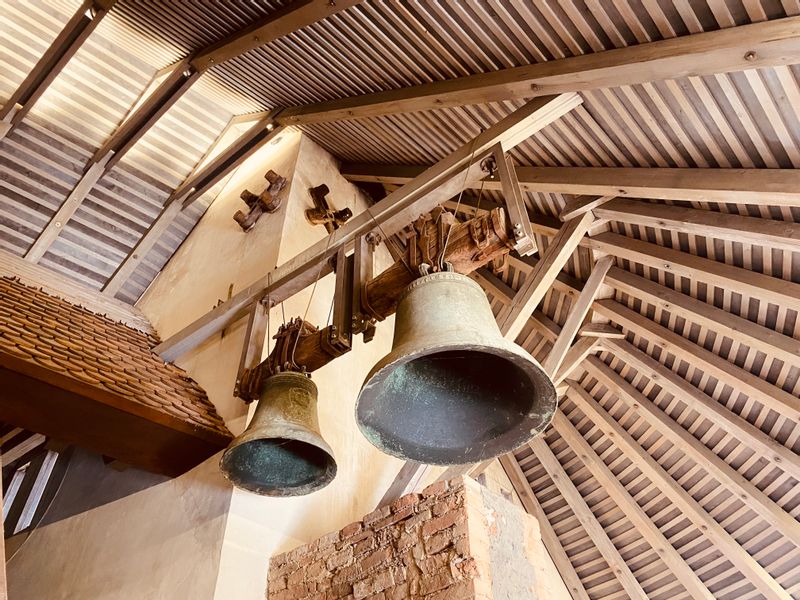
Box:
566, 382, 791, 600
542, 256, 613, 377
594, 300, 800, 420
586, 232, 800, 314
578, 323, 624, 339
155, 94, 582, 361
375, 461, 429, 508
529, 436, 649, 600
594, 198, 800, 253
24, 156, 110, 263
498, 454, 591, 600
601, 338, 800, 482
102, 119, 283, 296
550, 411, 714, 599
606, 267, 800, 368
553, 337, 598, 385
0, 0, 117, 138
340, 165, 800, 207
559, 195, 616, 221
582, 356, 800, 549
189, 0, 363, 70
277, 16, 800, 124
497, 212, 594, 341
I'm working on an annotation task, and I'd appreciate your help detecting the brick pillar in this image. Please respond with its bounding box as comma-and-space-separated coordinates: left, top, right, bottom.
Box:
267, 476, 548, 600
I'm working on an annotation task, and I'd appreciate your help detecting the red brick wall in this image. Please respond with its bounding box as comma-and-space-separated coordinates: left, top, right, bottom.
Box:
267, 476, 546, 600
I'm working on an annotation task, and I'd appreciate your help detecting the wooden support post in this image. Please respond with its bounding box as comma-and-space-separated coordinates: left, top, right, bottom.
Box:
552, 337, 598, 385
542, 255, 613, 377
582, 355, 800, 549
498, 454, 590, 600
155, 94, 582, 361
529, 436, 649, 600
234, 299, 270, 398
497, 212, 594, 341
376, 461, 430, 508
577, 323, 623, 339
493, 144, 536, 256
565, 382, 791, 600
550, 412, 714, 599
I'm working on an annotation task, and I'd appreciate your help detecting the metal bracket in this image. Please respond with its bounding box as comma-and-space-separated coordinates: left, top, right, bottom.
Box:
352, 235, 377, 343
329, 245, 354, 352
490, 143, 537, 256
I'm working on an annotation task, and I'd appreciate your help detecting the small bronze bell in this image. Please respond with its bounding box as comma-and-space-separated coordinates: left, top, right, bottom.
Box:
220, 371, 337, 496
356, 271, 556, 465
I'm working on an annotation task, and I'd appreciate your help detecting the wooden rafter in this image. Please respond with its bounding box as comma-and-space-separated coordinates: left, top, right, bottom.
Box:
601, 338, 800, 482
102, 118, 283, 296
0, 0, 117, 139
23, 1, 363, 265
549, 412, 715, 599
340, 164, 800, 207
498, 454, 590, 600
529, 436, 649, 600
155, 94, 582, 361
276, 16, 800, 124
594, 300, 800, 420
582, 355, 800, 549
497, 212, 594, 341
566, 382, 791, 600
542, 255, 613, 377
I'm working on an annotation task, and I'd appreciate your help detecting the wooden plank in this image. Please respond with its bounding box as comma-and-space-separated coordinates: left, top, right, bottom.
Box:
529, 436, 649, 600
587, 232, 800, 314
594, 299, 800, 420
277, 16, 800, 124
578, 323, 624, 339
606, 267, 800, 368
553, 337, 598, 385
0, 0, 116, 136
543, 256, 613, 377
601, 338, 800, 482
190, 0, 364, 69
376, 461, 429, 508
0, 249, 152, 333
155, 94, 582, 361
24, 157, 110, 263
582, 356, 800, 549
594, 198, 800, 253
566, 382, 792, 600
559, 195, 616, 221
551, 412, 714, 600
497, 212, 594, 341
340, 165, 800, 207
498, 454, 591, 600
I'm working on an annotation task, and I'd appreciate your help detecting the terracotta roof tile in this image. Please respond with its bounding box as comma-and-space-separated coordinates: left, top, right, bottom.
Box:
0, 276, 230, 439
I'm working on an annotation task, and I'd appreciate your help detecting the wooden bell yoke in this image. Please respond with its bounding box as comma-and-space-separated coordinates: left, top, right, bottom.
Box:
236, 205, 516, 401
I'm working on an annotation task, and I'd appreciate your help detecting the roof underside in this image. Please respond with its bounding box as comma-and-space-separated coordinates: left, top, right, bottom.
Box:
1, 1, 799, 598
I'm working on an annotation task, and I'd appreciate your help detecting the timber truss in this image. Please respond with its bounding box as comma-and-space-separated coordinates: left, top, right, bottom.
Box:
3, 3, 800, 598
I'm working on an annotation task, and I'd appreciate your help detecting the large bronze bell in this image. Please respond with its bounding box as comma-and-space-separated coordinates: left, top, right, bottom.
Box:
220, 371, 337, 496
356, 271, 557, 465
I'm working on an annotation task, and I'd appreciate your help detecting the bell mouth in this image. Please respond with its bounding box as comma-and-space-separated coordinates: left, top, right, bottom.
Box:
220, 437, 337, 497
356, 346, 556, 465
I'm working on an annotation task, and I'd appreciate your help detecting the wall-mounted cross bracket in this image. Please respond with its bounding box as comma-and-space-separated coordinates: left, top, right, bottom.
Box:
233, 170, 287, 232
306, 184, 353, 233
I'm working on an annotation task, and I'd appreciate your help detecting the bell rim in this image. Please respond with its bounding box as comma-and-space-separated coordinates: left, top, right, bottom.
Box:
355, 340, 557, 465
219, 437, 338, 497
